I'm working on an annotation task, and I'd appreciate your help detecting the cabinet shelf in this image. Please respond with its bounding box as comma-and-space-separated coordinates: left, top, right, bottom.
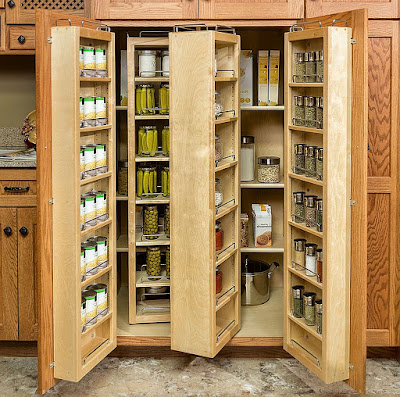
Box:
289, 83, 324, 88
116, 234, 128, 252
116, 195, 128, 201
241, 234, 284, 254
81, 311, 112, 337
80, 125, 112, 133
215, 77, 237, 82
241, 106, 285, 111
240, 181, 284, 189
136, 233, 170, 246
215, 159, 237, 173
214, 116, 238, 125
288, 173, 324, 187
80, 172, 111, 186
215, 203, 237, 221
135, 156, 170, 162
136, 270, 170, 288
136, 196, 170, 204
81, 218, 112, 237
288, 221, 323, 239
289, 125, 324, 135
135, 115, 169, 120
216, 245, 237, 267
136, 299, 170, 323
81, 336, 111, 365
288, 314, 322, 342
135, 77, 169, 83
80, 77, 111, 83
287, 266, 323, 289
216, 289, 237, 311
81, 266, 112, 289
116, 106, 127, 111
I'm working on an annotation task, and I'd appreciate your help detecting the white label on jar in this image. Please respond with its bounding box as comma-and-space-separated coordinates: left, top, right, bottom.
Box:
79, 47, 84, 70
97, 240, 107, 262
139, 53, 156, 77
306, 255, 316, 276
81, 250, 86, 275
84, 197, 96, 221
83, 47, 96, 70
96, 48, 107, 70
81, 303, 86, 327
84, 246, 97, 271
95, 97, 106, 119
83, 97, 96, 120
96, 194, 107, 216
95, 145, 106, 168
84, 147, 95, 171
85, 297, 96, 321
96, 290, 107, 314
162, 55, 169, 77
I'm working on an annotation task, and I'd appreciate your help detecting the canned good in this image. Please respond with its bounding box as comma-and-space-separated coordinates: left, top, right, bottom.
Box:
79, 47, 84, 74
80, 199, 85, 230
81, 249, 86, 281
83, 193, 97, 226
82, 46, 96, 77
88, 236, 108, 269
93, 190, 107, 222
83, 97, 96, 127
80, 148, 85, 180
79, 97, 84, 127
81, 297, 86, 332
87, 283, 108, 317
82, 289, 97, 326
95, 97, 108, 126
95, 48, 107, 77
82, 242, 98, 276
95, 144, 107, 174
82, 145, 96, 177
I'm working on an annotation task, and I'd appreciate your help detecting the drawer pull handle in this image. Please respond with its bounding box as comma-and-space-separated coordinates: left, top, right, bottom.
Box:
4, 186, 30, 193
19, 227, 28, 236
3, 227, 12, 236
7, 0, 15, 8
18, 36, 26, 45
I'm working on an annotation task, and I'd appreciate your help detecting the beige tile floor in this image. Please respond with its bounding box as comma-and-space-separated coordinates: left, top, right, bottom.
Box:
1, 357, 400, 396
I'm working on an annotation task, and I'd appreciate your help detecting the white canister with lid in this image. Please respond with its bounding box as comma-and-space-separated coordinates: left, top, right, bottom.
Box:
241, 136, 255, 182
162, 50, 169, 77
139, 50, 157, 78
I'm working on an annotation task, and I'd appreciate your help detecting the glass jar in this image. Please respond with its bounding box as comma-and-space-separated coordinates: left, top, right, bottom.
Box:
135, 84, 155, 115
316, 96, 323, 129
316, 50, 323, 82
118, 160, 128, 196
316, 248, 323, 283
215, 91, 224, 117
305, 145, 317, 178
165, 246, 170, 277
137, 126, 158, 157
137, 167, 157, 198
143, 205, 159, 239
294, 52, 306, 83
293, 95, 305, 127
315, 299, 322, 334
216, 221, 224, 251
257, 156, 280, 183
316, 198, 323, 233
292, 285, 305, 318
305, 96, 316, 128
215, 178, 223, 206
305, 195, 317, 228
216, 269, 223, 294
241, 136, 255, 182
215, 135, 223, 161
293, 238, 306, 271
304, 292, 317, 325
305, 51, 316, 83
138, 50, 157, 78
161, 166, 170, 197
316, 147, 323, 180
294, 143, 306, 174
162, 50, 169, 77
146, 247, 161, 277
164, 205, 170, 237
240, 213, 249, 248
162, 126, 170, 156
159, 83, 169, 115
293, 191, 305, 223
305, 243, 318, 277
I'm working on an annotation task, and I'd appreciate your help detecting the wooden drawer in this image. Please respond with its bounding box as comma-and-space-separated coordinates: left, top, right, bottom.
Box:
0, 180, 36, 195
0, 172, 36, 206
8, 25, 35, 50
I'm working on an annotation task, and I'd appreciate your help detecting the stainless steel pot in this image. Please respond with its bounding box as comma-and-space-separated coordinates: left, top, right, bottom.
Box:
241, 257, 279, 306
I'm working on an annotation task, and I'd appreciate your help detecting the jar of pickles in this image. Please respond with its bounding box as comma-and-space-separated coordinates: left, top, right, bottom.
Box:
162, 126, 170, 156
159, 84, 169, 115
293, 191, 305, 223
146, 247, 161, 277
137, 167, 157, 198
118, 160, 128, 196
138, 126, 158, 157
136, 84, 155, 115
164, 205, 170, 237
165, 247, 170, 277
293, 96, 305, 126
294, 53, 305, 83
143, 205, 159, 239
161, 167, 170, 197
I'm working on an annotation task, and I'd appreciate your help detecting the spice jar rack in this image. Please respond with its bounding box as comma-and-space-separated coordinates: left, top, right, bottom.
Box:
50, 26, 116, 382
284, 27, 351, 383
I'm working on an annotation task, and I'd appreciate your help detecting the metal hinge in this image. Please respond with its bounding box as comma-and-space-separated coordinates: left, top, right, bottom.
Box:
349, 363, 354, 370
47, 37, 52, 44
48, 198, 54, 205
350, 199, 356, 206
50, 362, 55, 368
350, 38, 356, 44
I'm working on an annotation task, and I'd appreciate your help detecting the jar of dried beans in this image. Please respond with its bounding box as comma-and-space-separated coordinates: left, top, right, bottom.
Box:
305, 195, 317, 228
257, 156, 280, 183
305, 51, 316, 83
293, 96, 305, 126
316, 147, 323, 180
316, 50, 323, 82
293, 191, 305, 223
294, 143, 306, 174
294, 52, 306, 83
316, 198, 323, 232
316, 96, 323, 129
305, 145, 317, 178
304, 292, 317, 325
305, 96, 316, 128
292, 285, 304, 318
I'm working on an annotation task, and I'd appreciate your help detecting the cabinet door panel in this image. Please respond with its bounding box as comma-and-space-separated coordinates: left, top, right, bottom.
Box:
17, 207, 38, 341
0, 208, 18, 340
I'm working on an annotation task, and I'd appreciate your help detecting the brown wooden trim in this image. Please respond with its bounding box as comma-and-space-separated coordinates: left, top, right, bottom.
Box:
0, 170, 36, 180
367, 329, 391, 346
0, 197, 36, 207
368, 177, 392, 193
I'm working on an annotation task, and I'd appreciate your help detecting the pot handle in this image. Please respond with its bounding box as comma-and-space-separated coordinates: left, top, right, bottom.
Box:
268, 262, 280, 278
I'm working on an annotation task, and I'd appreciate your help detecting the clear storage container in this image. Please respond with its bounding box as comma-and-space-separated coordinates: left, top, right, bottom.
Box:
257, 156, 280, 183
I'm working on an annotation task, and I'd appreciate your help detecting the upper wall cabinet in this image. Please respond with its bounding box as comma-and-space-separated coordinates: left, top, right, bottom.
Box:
306, 0, 399, 19
91, 0, 198, 20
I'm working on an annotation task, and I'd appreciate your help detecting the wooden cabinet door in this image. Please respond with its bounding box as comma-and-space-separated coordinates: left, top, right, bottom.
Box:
0, 208, 18, 340
199, 0, 303, 19
17, 207, 38, 341
91, 0, 197, 20
306, 0, 399, 19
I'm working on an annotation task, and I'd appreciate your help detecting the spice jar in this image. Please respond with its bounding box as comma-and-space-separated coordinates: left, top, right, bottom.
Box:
165, 247, 170, 277
257, 156, 280, 183
118, 160, 128, 196
316, 299, 322, 334
241, 136, 255, 182
316, 50, 323, 82
293, 191, 305, 223
305, 145, 317, 178
305, 51, 316, 83
162, 50, 169, 77
293, 238, 306, 271
146, 247, 161, 277
316, 198, 323, 232
216, 221, 224, 251
294, 52, 306, 83
216, 269, 223, 294
305, 243, 318, 277
316, 97, 323, 129
293, 96, 305, 127
316, 248, 323, 283
159, 83, 169, 115
138, 126, 158, 157
136, 84, 155, 115
143, 205, 159, 239
138, 50, 157, 78
215, 135, 223, 161
294, 143, 306, 174
164, 205, 170, 237
137, 167, 157, 198
305, 96, 316, 128
304, 292, 317, 325
215, 178, 223, 206
162, 126, 169, 156
305, 195, 317, 228
292, 285, 305, 318
316, 147, 323, 180
215, 91, 224, 117
240, 213, 249, 248
161, 167, 170, 197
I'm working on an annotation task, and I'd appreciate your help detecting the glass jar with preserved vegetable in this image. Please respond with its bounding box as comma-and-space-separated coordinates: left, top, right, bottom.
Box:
293, 238, 306, 271
165, 247, 170, 277
137, 167, 157, 198
305, 51, 316, 83
162, 126, 170, 157
315, 299, 322, 334
159, 83, 169, 115
161, 50, 169, 77
215, 178, 223, 206
305, 96, 316, 128
146, 247, 161, 277
136, 84, 155, 115
292, 285, 305, 318
316, 50, 323, 82
305, 145, 317, 178
294, 143, 306, 174
138, 50, 157, 78
216, 221, 224, 251
215, 135, 223, 161
305, 195, 317, 228
143, 205, 159, 239
305, 243, 318, 276
161, 166, 170, 197
294, 52, 306, 83
137, 126, 158, 157
118, 160, 128, 196
316, 248, 323, 283
316, 198, 323, 232
316, 147, 323, 180
293, 191, 305, 223
293, 96, 305, 126
257, 156, 280, 183
304, 292, 317, 325
164, 205, 170, 238
316, 97, 323, 129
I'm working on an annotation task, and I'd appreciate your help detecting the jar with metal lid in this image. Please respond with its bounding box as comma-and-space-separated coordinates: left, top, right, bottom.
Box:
162, 50, 169, 77
316, 248, 323, 283
292, 285, 305, 318
316, 198, 323, 232
159, 83, 169, 115
316, 147, 323, 180
216, 221, 224, 251
215, 91, 224, 117
138, 126, 158, 157
81, 297, 86, 332
294, 143, 306, 174
137, 167, 157, 198
165, 246, 170, 277
293, 238, 306, 271
305, 243, 318, 277
304, 292, 317, 325
305, 51, 316, 83
305, 145, 317, 178
316, 97, 323, 129
294, 52, 306, 83
161, 166, 170, 197
305, 195, 317, 228
162, 126, 170, 156
164, 205, 170, 238
118, 160, 128, 196
143, 205, 159, 239
215, 178, 223, 206
257, 156, 280, 183
138, 50, 157, 78
293, 96, 305, 127
315, 299, 322, 334
305, 96, 316, 128
216, 269, 223, 294
241, 136, 255, 182
136, 84, 155, 115
215, 135, 223, 161
293, 191, 305, 223
316, 50, 324, 82
146, 247, 161, 277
